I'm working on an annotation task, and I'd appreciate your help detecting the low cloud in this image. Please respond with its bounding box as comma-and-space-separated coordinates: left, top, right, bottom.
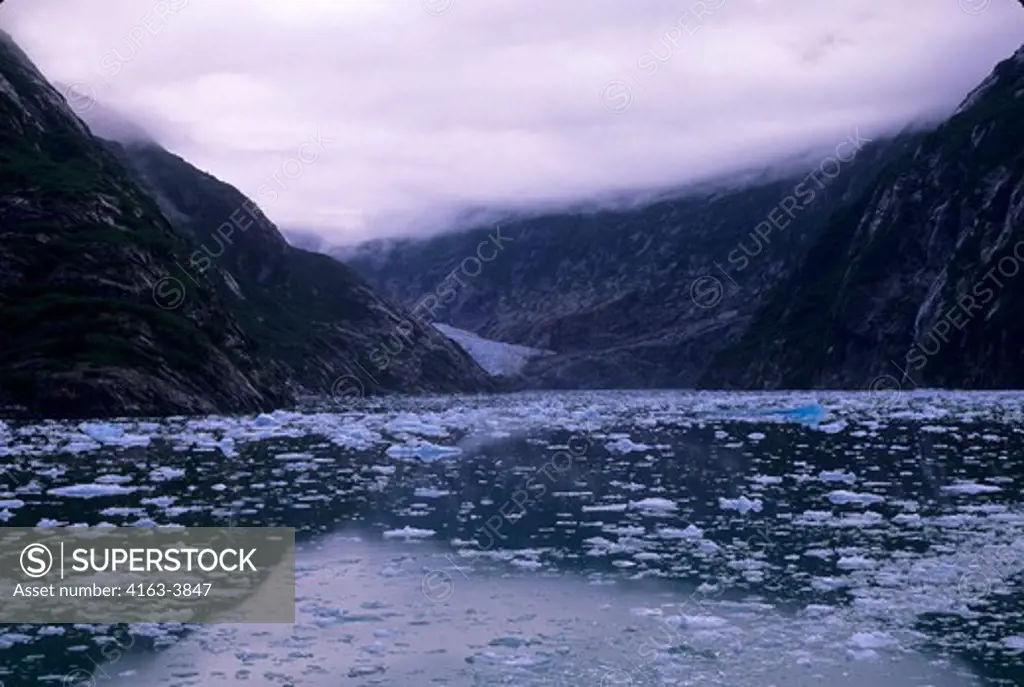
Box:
3, 0, 1023, 243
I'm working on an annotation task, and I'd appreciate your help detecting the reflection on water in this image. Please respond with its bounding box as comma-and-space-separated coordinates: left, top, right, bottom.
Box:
106, 534, 981, 687
0, 390, 1022, 685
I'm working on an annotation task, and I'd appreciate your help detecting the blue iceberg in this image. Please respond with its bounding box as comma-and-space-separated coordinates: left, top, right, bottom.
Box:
710, 402, 828, 427
766, 403, 828, 424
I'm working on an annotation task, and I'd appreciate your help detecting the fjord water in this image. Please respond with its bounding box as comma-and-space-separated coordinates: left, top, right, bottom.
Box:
0, 391, 1022, 686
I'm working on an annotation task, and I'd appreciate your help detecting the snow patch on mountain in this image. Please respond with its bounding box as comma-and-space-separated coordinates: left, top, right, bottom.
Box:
434, 323, 551, 377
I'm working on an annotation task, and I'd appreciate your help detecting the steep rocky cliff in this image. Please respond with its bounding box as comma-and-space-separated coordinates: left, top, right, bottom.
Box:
701, 44, 1024, 391
0, 31, 293, 417
343, 134, 920, 389
0, 31, 490, 418
104, 140, 494, 399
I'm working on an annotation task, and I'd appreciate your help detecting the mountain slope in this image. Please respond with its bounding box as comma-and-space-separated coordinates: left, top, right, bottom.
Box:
0, 30, 293, 418
342, 134, 921, 389
0, 30, 491, 418
101, 137, 494, 398
700, 45, 1024, 390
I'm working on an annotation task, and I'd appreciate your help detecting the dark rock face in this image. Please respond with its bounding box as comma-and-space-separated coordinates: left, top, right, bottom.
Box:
0, 32, 289, 418
343, 135, 919, 390
701, 45, 1024, 391
0, 31, 490, 418
106, 141, 495, 399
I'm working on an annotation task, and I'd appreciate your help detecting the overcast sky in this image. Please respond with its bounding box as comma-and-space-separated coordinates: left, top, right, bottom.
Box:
2, 0, 1024, 244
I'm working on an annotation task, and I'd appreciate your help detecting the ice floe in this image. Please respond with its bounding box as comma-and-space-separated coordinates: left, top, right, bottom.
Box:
718, 496, 763, 513
657, 524, 703, 539
385, 441, 462, 461
826, 490, 884, 505
412, 487, 450, 498
381, 526, 436, 540
604, 437, 652, 454
48, 484, 137, 498
819, 469, 857, 484
941, 481, 1002, 495
629, 498, 677, 513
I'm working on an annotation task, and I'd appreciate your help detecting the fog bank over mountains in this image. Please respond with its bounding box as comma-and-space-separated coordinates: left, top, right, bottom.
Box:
4, 0, 1024, 243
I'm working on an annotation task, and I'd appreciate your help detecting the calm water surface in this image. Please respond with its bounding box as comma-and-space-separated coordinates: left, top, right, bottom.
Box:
0, 390, 1022, 686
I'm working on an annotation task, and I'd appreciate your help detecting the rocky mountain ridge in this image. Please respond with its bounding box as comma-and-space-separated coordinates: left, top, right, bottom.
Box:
343, 130, 924, 390
700, 44, 1024, 390
0, 30, 491, 418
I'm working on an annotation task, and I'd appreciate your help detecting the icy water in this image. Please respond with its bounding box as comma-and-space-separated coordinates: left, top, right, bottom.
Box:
1, 390, 1023, 686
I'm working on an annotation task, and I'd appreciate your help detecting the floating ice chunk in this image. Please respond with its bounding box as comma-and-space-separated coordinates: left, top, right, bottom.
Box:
252, 413, 279, 427
811, 576, 850, 592
826, 490, 884, 505
658, 524, 703, 539
582, 503, 628, 512
385, 415, 447, 438
629, 497, 677, 512
721, 402, 828, 426
751, 474, 783, 485
320, 422, 383, 451
1003, 636, 1024, 652
726, 402, 827, 424
837, 512, 884, 527
511, 558, 543, 569
698, 539, 720, 554
100, 507, 146, 517
48, 484, 137, 498
78, 422, 123, 442
413, 487, 450, 498
276, 452, 313, 461
604, 438, 651, 454
781, 403, 827, 421
381, 526, 435, 540
64, 439, 102, 454
747, 432, 766, 441
95, 474, 132, 484
371, 465, 396, 475
942, 481, 1002, 495
78, 423, 149, 447
385, 441, 462, 461
819, 470, 856, 484
718, 496, 763, 513
218, 437, 237, 458
0, 499, 24, 509
816, 420, 848, 434
148, 466, 185, 482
